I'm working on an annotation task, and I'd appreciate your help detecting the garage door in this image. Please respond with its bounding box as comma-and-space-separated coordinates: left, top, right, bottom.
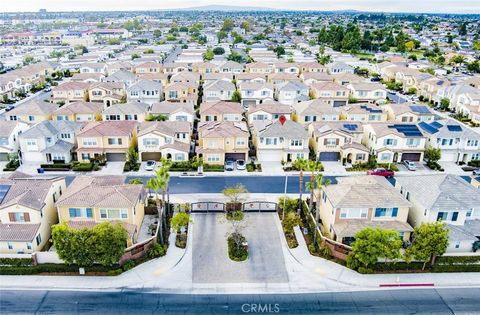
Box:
401, 153, 421, 162
141, 152, 161, 161
258, 150, 283, 162
225, 153, 246, 161
319, 152, 340, 161
333, 101, 347, 107
106, 153, 126, 161
0, 153, 8, 161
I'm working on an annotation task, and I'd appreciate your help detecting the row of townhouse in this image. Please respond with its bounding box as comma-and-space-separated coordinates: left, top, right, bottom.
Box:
0, 172, 146, 254
315, 174, 480, 255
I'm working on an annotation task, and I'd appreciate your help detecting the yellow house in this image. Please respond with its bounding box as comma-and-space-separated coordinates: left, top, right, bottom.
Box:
52, 82, 90, 104
316, 175, 413, 246
0, 173, 66, 254
76, 121, 138, 162
199, 101, 244, 122
197, 121, 249, 165
6, 99, 58, 123
52, 101, 103, 122
55, 176, 145, 245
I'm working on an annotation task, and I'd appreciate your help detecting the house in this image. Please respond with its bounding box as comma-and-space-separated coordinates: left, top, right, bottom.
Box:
385, 104, 436, 123
6, 100, 58, 123
310, 82, 350, 107
197, 121, 249, 165
127, 80, 163, 105
203, 73, 234, 85
395, 174, 480, 254
88, 82, 126, 107
102, 102, 150, 122
170, 72, 200, 85
107, 61, 134, 75
136, 72, 169, 86
268, 73, 301, 86
418, 119, 480, 163
55, 176, 145, 245
272, 62, 300, 75
134, 61, 162, 74
363, 123, 427, 163
193, 62, 218, 76
202, 80, 236, 102
418, 77, 451, 104
275, 81, 310, 105
347, 83, 387, 104
138, 121, 191, 162
51, 82, 90, 104
164, 82, 197, 104
0, 174, 66, 253
52, 101, 103, 122
308, 121, 368, 164
71, 72, 105, 84
218, 61, 244, 74
341, 104, 388, 122
239, 82, 274, 108
294, 99, 341, 125
456, 88, 480, 124
150, 101, 194, 123
395, 68, 432, 93
332, 73, 365, 86
76, 121, 138, 162
299, 62, 327, 73
246, 62, 273, 75
79, 63, 107, 75
200, 101, 244, 122
327, 61, 354, 74
300, 72, 333, 86
19, 120, 83, 164
0, 121, 29, 162
254, 120, 309, 163
247, 101, 292, 126
104, 70, 137, 86
236, 73, 267, 85
317, 175, 413, 246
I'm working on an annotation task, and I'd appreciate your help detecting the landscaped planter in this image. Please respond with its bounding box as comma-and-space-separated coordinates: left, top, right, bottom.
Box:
227, 233, 248, 262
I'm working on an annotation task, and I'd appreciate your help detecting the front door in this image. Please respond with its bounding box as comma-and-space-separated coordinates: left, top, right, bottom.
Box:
46, 153, 52, 162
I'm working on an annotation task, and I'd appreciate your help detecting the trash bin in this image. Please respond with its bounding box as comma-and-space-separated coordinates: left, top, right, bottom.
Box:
37, 168, 44, 174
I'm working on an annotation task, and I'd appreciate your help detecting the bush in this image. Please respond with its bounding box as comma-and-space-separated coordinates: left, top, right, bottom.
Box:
107, 269, 123, 276
122, 260, 136, 271
72, 163, 93, 171
0, 263, 120, 275
377, 163, 399, 171
468, 160, 480, 167
426, 161, 444, 171
146, 243, 167, 259
358, 267, 373, 274
226, 210, 244, 221
228, 235, 248, 262
203, 164, 224, 172
432, 264, 480, 272
0, 258, 32, 266
436, 255, 480, 264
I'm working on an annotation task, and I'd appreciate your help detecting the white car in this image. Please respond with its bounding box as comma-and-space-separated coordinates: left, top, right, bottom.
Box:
145, 160, 156, 171
403, 160, 416, 171
236, 159, 246, 170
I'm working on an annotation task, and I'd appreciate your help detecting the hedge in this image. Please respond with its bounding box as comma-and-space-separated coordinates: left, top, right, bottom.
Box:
0, 263, 120, 275
72, 163, 94, 171
468, 160, 480, 167
203, 164, 225, 172
0, 257, 33, 267
40, 163, 71, 169
436, 255, 480, 264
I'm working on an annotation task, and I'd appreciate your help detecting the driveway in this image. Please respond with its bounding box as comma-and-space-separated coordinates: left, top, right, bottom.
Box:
260, 161, 284, 175
322, 161, 347, 175
97, 162, 124, 175
192, 213, 288, 283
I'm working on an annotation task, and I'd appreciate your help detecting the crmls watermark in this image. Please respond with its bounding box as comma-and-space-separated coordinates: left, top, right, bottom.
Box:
241, 303, 280, 313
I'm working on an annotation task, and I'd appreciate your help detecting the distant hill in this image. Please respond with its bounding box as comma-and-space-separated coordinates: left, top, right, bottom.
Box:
167, 5, 277, 12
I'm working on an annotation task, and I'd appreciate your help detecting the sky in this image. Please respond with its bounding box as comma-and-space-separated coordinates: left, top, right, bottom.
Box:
1, 0, 479, 14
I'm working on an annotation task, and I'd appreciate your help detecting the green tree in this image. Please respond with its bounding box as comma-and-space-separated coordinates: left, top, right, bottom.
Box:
231, 90, 241, 102
347, 228, 402, 270
459, 22, 468, 36
424, 147, 441, 164
93, 222, 129, 267
440, 98, 450, 110
222, 184, 248, 212
23, 56, 34, 65
217, 30, 227, 43
128, 178, 144, 185
213, 47, 225, 55
146, 161, 171, 245
406, 222, 449, 270
282, 212, 301, 235
273, 46, 286, 58
221, 18, 235, 32
170, 212, 191, 233
240, 20, 251, 33
203, 49, 214, 61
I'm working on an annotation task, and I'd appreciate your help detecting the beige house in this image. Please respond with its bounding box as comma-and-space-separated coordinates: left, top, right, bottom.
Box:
317, 175, 413, 246
134, 61, 163, 74
102, 102, 149, 122
363, 123, 427, 163
6, 100, 58, 123
341, 104, 388, 122
52, 82, 90, 104
299, 62, 327, 73
385, 103, 435, 123
200, 101, 244, 122
138, 121, 191, 162
76, 121, 138, 162
56, 176, 145, 245
164, 82, 198, 104
245, 62, 273, 75
0, 173, 66, 254
310, 82, 349, 107
88, 82, 126, 107
347, 82, 387, 104
294, 99, 341, 125
52, 101, 103, 122
247, 101, 292, 126
308, 121, 368, 164
197, 121, 249, 165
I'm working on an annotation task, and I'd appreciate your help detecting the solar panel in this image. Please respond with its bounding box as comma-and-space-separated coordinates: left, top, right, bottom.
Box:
0, 185, 11, 204
418, 122, 439, 134
360, 105, 383, 113
389, 124, 423, 137
447, 125, 462, 132
431, 121, 443, 128
343, 124, 358, 131
410, 105, 430, 114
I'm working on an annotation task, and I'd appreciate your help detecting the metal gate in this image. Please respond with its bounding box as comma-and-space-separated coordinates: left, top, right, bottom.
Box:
190, 202, 226, 213
242, 201, 277, 213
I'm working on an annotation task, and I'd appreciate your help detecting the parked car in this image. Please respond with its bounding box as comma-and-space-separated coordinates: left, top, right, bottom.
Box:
236, 159, 246, 170
145, 160, 156, 171
367, 168, 395, 178
403, 160, 417, 171
224, 159, 235, 171
473, 168, 480, 176
5, 105, 15, 112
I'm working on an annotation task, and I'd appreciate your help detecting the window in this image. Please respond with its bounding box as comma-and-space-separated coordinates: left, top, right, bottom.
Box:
380, 153, 391, 161
383, 139, 397, 146
10, 212, 29, 222
36, 234, 42, 246
60, 133, 71, 139
326, 138, 337, 146
26, 243, 32, 250
8, 242, 13, 250
374, 208, 398, 218
455, 242, 460, 249
82, 138, 97, 146
82, 153, 90, 160
340, 208, 368, 219
143, 138, 159, 146
207, 154, 220, 162
291, 139, 303, 147
236, 138, 246, 146
406, 138, 420, 146
355, 153, 366, 160
108, 138, 122, 145
174, 153, 185, 161
452, 211, 458, 222
28, 115, 35, 121
69, 208, 93, 218
466, 209, 473, 218
437, 212, 448, 221
100, 209, 128, 219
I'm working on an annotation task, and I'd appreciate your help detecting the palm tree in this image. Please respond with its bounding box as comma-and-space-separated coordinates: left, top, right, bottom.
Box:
146, 177, 164, 245
294, 159, 309, 215
313, 174, 331, 244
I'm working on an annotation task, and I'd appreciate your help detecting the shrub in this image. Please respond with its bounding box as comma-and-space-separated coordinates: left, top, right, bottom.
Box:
468, 160, 480, 167
146, 243, 166, 259
436, 255, 480, 264
72, 163, 93, 171
227, 234, 248, 262
203, 164, 225, 172
358, 267, 373, 274
0, 258, 32, 266
40, 163, 71, 169
0, 263, 120, 275
107, 269, 123, 276
227, 210, 244, 221
122, 260, 136, 271
377, 163, 399, 171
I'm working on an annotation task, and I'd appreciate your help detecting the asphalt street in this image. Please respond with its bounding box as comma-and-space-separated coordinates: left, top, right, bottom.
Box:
1, 288, 479, 314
